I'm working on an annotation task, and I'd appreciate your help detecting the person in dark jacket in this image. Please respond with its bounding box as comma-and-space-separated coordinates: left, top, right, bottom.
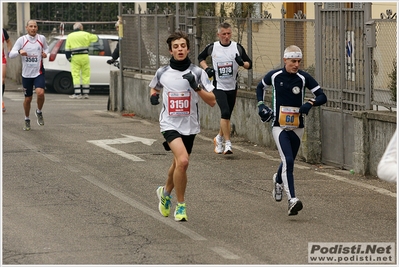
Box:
107, 21, 119, 65
256, 45, 327, 216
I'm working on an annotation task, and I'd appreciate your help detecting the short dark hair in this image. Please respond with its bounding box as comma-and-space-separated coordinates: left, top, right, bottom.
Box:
26, 20, 38, 26
217, 22, 231, 33
166, 31, 190, 50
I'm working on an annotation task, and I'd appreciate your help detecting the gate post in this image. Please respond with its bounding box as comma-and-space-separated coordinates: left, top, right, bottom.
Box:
246, 16, 253, 89
352, 111, 369, 175
314, 2, 323, 83
280, 4, 286, 66
363, 3, 373, 110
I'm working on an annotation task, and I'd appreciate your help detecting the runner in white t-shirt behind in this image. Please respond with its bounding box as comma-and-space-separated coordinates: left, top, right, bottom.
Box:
150, 30, 216, 222
9, 20, 49, 131
198, 22, 253, 155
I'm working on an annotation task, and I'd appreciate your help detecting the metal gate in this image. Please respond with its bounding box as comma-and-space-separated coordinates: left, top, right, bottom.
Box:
315, 3, 372, 169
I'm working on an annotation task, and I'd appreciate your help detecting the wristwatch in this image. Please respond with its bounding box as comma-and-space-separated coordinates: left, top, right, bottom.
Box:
195, 84, 203, 92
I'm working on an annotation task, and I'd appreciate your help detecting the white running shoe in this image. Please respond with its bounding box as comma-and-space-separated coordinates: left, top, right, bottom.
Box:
288, 198, 303, 216
83, 94, 89, 99
214, 137, 223, 154
272, 173, 283, 202
35, 110, 44, 126
223, 141, 233, 154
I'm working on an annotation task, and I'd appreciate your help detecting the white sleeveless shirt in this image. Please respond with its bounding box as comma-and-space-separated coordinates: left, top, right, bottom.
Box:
211, 41, 240, 91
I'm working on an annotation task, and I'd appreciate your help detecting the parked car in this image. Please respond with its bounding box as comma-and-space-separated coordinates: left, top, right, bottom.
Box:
43, 34, 119, 94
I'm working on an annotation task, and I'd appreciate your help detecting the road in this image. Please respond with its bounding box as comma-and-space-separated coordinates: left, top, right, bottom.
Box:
2, 84, 396, 265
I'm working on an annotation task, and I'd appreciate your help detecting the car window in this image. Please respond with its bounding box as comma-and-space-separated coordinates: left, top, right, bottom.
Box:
48, 38, 60, 52
89, 39, 105, 56
57, 40, 66, 54
51, 37, 117, 56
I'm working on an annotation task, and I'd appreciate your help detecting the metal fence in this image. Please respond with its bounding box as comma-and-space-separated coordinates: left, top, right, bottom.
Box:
318, 7, 368, 112
120, 6, 395, 109
121, 14, 316, 90
372, 19, 397, 108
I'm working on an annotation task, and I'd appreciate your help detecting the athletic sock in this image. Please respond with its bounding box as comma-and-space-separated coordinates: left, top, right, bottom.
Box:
163, 189, 170, 196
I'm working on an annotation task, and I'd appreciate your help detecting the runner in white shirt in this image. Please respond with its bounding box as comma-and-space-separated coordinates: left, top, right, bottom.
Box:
198, 22, 252, 155
150, 31, 215, 221
377, 129, 397, 183
9, 20, 49, 131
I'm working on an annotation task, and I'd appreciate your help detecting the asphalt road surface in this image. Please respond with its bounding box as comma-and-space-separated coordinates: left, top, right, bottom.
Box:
2, 84, 396, 266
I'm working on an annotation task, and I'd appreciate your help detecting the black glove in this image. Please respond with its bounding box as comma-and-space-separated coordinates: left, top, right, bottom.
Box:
205, 67, 215, 78
299, 102, 313, 115
182, 71, 198, 90
107, 59, 115, 65
150, 93, 160, 105
235, 53, 244, 66
258, 104, 273, 122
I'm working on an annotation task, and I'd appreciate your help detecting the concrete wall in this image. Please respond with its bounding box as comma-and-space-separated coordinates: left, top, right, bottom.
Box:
353, 110, 397, 176
5, 32, 23, 84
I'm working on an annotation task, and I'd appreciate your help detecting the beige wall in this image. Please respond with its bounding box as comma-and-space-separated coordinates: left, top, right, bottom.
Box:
372, 2, 397, 18
218, 2, 397, 20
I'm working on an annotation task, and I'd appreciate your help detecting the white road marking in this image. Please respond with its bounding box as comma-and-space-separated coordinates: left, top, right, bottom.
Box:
211, 247, 241, 259
81, 175, 207, 241
317, 172, 396, 198
87, 134, 157, 162
82, 175, 240, 260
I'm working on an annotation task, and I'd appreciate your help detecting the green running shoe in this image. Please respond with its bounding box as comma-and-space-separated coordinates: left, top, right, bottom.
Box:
156, 186, 171, 217
174, 203, 188, 221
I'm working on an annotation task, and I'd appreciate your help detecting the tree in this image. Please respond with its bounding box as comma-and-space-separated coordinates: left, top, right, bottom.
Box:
388, 59, 397, 102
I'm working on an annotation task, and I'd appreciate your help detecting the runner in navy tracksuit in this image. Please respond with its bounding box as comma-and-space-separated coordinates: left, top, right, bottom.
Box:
256, 45, 327, 216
